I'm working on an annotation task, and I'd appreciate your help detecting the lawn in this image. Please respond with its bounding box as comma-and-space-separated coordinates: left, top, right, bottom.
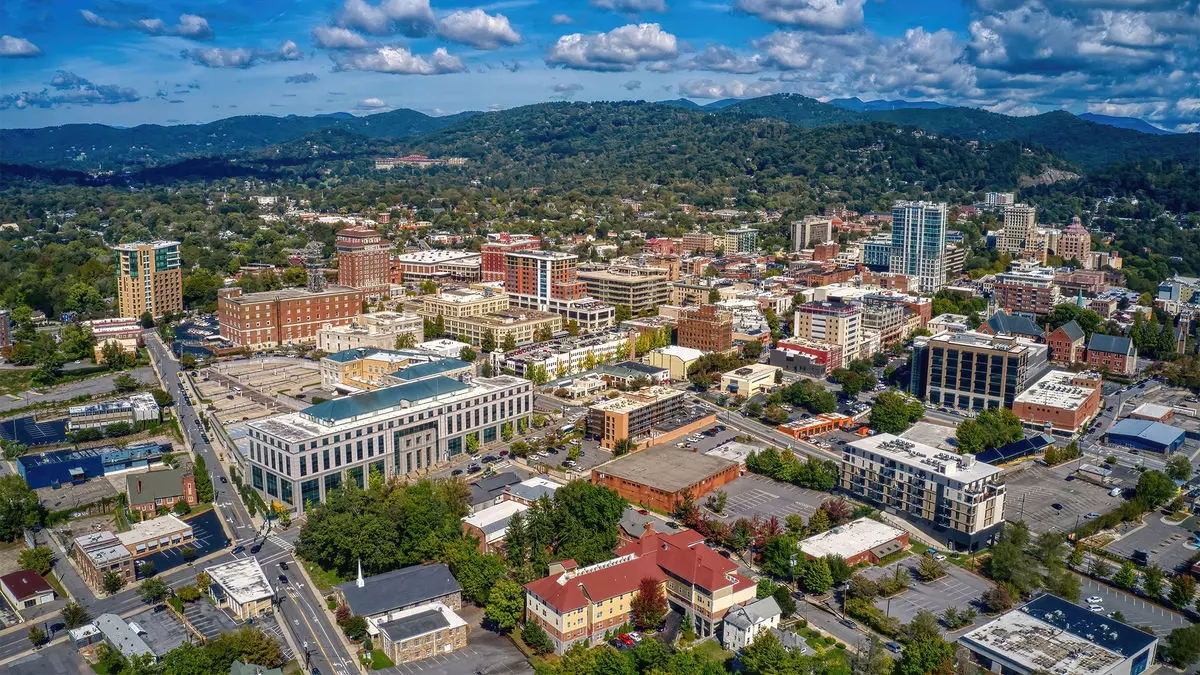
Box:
303, 560, 345, 593
687, 640, 733, 668
46, 571, 68, 599
368, 649, 394, 670
0, 369, 33, 396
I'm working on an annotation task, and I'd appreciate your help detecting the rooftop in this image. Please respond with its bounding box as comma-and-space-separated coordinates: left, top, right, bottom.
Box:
797, 517, 907, 560
651, 345, 706, 361
847, 433, 1002, 483
1131, 403, 1174, 419
223, 284, 359, 303
125, 467, 191, 505
506, 250, 577, 261
1013, 370, 1100, 411
722, 363, 779, 379
470, 471, 522, 506
506, 476, 562, 503
986, 312, 1044, 338
206, 558, 273, 606
1088, 333, 1135, 355
96, 613, 153, 661
393, 250, 481, 264
336, 563, 461, 618
960, 594, 1156, 673
462, 500, 529, 543
116, 514, 192, 547
0, 570, 53, 600
593, 446, 738, 494
725, 596, 781, 630
113, 240, 178, 250
392, 358, 472, 381
928, 330, 1042, 354
375, 602, 466, 644
302, 376, 470, 424
1108, 418, 1185, 446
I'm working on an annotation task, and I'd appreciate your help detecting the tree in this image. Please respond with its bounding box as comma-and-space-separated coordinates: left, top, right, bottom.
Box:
104, 570, 126, 594
502, 333, 517, 352
744, 400, 764, 418
895, 635, 954, 675
705, 490, 727, 515
444, 538, 507, 604
1113, 562, 1139, 589
27, 625, 45, 648
459, 346, 477, 362
848, 636, 895, 675
740, 631, 792, 675
193, 455, 215, 503
1165, 624, 1200, 667
342, 615, 368, 640
981, 585, 1013, 613
916, 553, 947, 581
196, 571, 212, 593
18, 546, 53, 575
612, 437, 637, 456
0, 475, 41, 542
1166, 454, 1193, 482
180, 353, 198, 370
761, 535, 798, 580
707, 288, 721, 304
485, 579, 525, 632
771, 584, 796, 617
113, 372, 140, 393
481, 330, 497, 353
177, 585, 201, 602
420, 280, 438, 295
394, 333, 417, 349
1135, 470, 1178, 507
1144, 566, 1166, 599
63, 601, 90, 629
139, 311, 155, 329
1045, 568, 1082, 602
1170, 574, 1196, 608
869, 391, 925, 434
138, 577, 168, 604
631, 577, 668, 629
522, 621, 555, 655
802, 556, 834, 594
742, 340, 763, 359
826, 555, 853, 585
956, 408, 1024, 454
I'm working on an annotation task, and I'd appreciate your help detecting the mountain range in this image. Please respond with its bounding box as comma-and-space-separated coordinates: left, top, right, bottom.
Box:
0, 94, 1193, 173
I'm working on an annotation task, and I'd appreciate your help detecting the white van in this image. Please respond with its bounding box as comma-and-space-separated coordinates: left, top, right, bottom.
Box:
1109, 487, 1122, 497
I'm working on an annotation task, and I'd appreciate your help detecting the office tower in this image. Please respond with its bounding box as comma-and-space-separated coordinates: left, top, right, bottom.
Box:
114, 241, 183, 319
336, 227, 390, 296
889, 201, 948, 294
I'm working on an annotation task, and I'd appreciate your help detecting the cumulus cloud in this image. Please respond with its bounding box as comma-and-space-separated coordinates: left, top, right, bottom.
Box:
285, 72, 320, 84
736, 0, 865, 31
358, 97, 388, 109
551, 14, 574, 25
130, 14, 214, 39
590, 0, 668, 12
184, 41, 302, 68
437, 9, 521, 49
679, 78, 780, 99
624, 79, 642, 90
80, 10, 119, 28
546, 23, 678, 71
313, 26, 371, 49
551, 82, 584, 99
689, 45, 765, 73
332, 45, 466, 74
0, 71, 139, 109
336, 0, 435, 37
0, 35, 41, 57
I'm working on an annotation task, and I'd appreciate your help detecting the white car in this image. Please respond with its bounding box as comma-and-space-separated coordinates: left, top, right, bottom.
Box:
933, 553, 947, 561
1086, 596, 1103, 604
1088, 604, 1104, 612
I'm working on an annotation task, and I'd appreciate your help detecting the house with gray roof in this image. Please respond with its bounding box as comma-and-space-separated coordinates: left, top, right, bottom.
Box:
96, 613, 154, 662
125, 466, 197, 514
723, 595, 781, 651
1048, 320, 1086, 364
469, 471, 522, 511
334, 562, 462, 621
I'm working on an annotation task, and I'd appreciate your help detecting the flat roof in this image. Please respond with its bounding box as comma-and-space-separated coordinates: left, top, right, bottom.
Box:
651, 345, 705, 361
798, 517, 906, 560
593, 446, 738, 494
848, 433, 1002, 483
960, 594, 1155, 673
375, 602, 466, 644
302, 376, 470, 424
1131, 403, 1173, 419
96, 613, 153, 660
1013, 370, 1099, 411
223, 285, 358, 303
462, 501, 528, 543
205, 558, 273, 606
116, 514, 192, 547
393, 250, 480, 264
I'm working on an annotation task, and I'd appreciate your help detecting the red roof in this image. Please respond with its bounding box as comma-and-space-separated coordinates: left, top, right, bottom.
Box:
0, 570, 53, 601
525, 556, 664, 614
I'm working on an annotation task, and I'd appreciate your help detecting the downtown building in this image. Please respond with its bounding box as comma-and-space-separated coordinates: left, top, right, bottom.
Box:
504, 250, 614, 332
480, 234, 541, 282
391, 251, 482, 284
114, 241, 183, 319
578, 268, 670, 316
676, 304, 734, 353
791, 216, 833, 252
994, 267, 1060, 317
792, 301, 861, 362
493, 328, 635, 380
419, 288, 561, 349
888, 201, 948, 293
910, 330, 1048, 412
245, 374, 533, 513
336, 227, 391, 296
723, 228, 759, 254
218, 284, 363, 350
840, 434, 1006, 551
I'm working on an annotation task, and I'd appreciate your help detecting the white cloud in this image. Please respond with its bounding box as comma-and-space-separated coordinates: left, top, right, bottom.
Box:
551, 14, 574, 24
0, 35, 41, 57
333, 45, 467, 74
679, 78, 780, 98
546, 23, 678, 71
437, 9, 521, 49
590, 0, 668, 12
736, 0, 865, 31
358, 97, 388, 108
336, 0, 436, 37
623, 79, 642, 90
176, 15, 214, 40
80, 10, 119, 28
278, 40, 303, 61
553, 83, 583, 92
689, 45, 765, 73
184, 41, 302, 68
0, 71, 138, 108
313, 26, 371, 49
134, 18, 170, 35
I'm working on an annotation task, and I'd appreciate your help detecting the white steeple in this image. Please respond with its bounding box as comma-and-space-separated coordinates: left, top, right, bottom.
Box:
356, 558, 364, 588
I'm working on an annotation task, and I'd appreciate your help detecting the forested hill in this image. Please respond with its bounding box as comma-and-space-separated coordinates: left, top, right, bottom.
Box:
718, 94, 1198, 170
0, 108, 477, 169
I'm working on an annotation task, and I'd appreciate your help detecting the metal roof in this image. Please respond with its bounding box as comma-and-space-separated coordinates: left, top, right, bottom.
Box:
976, 434, 1054, 464
986, 312, 1043, 338
1107, 418, 1185, 447
393, 358, 471, 380
1087, 333, 1134, 355
302, 376, 469, 424
1055, 320, 1085, 341
335, 563, 461, 618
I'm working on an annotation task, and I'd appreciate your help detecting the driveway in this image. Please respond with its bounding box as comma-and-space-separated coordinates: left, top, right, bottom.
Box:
714, 473, 831, 524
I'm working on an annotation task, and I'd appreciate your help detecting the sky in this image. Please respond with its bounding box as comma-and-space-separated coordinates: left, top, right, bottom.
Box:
1, 0, 1198, 131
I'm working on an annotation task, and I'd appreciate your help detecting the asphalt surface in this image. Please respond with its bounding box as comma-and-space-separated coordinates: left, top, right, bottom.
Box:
0, 366, 157, 412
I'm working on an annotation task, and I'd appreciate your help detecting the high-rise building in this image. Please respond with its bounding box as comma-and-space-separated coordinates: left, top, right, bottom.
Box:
986, 192, 1015, 207
722, 228, 759, 254
909, 330, 1048, 412
996, 204, 1037, 256
336, 227, 390, 296
677, 305, 733, 353
114, 241, 183, 319
791, 217, 833, 252
480, 234, 541, 282
861, 233, 893, 271
1057, 217, 1092, 264
792, 302, 861, 360
994, 267, 1060, 317
888, 201, 947, 293
0, 309, 9, 353
504, 250, 614, 332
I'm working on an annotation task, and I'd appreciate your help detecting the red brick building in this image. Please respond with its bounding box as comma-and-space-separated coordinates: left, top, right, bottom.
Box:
218, 285, 362, 350
1085, 333, 1138, 376
481, 234, 540, 282
336, 227, 390, 296
1012, 370, 1103, 435
591, 446, 741, 514
125, 467, 198, 515
1047, 320, 1086, 364
677, 305, 733, 353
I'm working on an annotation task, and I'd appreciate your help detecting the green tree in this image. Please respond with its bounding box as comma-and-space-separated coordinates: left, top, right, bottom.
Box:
460, 346, 477, 362
63, 601, 90, 629
0, 475, 41, 542
27, 625, 45, 647
522, 621, 555, 655
502, 333, 517, 352
802, 556, 834, 594
342, 615, 368, 640
1113, 562, 1139, 589
139, 311, 155, 329
1170, 574, 1196, 608
740, 630, 792, 675
485, 579, 525, 632
18, 546, 53, 575
420, 280, 438, 295
1166, 454, 1193, 482
443, 538, 507, 604
847, 636, 895, 675
895, 636, 954, 675
707, 287, 721, 304
1144, 566, 1166, 599
761, 535, 798, 580
772, 584, 796, 618
916, 553, 946, 582
138, 577, 168, 603
103, 570, 126, 594
481, 330, 497, 353
193, 455, 215, 502
614, 305, 633, 323
113, 372, 140, 393
1135, 470, 1177, 507
742, 340, 763, 359
631, 576, 668, 629
869, 391, 925, 434
1165, 624, 1200, 667
394, 332, 417, 349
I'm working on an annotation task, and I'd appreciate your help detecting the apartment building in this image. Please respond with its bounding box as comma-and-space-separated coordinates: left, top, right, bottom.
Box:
791, 216, 833, 251
770, 338, 844, 376
481, 234, 540, 282
244, 374, 532, 512
218, 285, 363, 349
862, 233, 893, 271
723, 228, 759, 254
578, 269, 670, 316
68, 392, 159, 431
317, 312, 423, 353
986, 192, 1015, 207
889, 201, 947, 293
681, 231, 716, 254
114, 241, 183, 319
910, 331, 1048, 412
1012, 370, 1102, 436
792, 302, 860, 361
524, 530, 755, 654
677, 304, 734, 353
860, 300, 921, 348
391, 251, 481, 283
445, 309, 562, 349
994, 268, 1060, 317
841, 434, 1006, 551
586, 386, 706, 449
336, 227, 390, 295
494, 329, 635, 379
420, 288, 511, 319
504, 250, 614, 332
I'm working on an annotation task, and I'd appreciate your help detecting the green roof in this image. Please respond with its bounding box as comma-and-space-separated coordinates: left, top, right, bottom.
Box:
302, 376, 469, 423
395, 358, 471, 380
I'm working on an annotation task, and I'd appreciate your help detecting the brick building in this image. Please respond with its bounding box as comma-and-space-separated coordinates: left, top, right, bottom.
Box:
480, 234, 540, 282
591, 446, 741, 513
374, 602, 468, 665
994, 268, 1059, 317
73, 516, 195, 590
125, 467, 197, 515
677, 305, 733, 353
114, 241, 183, 319
218, 285, 363, 350
1012, 370, 1103, 436
1085, 334, 1137, 376
1047, 320, 1086, 364
336, 227, 390, 296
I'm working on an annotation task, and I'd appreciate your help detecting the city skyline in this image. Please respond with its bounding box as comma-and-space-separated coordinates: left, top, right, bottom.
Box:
0, 0, 1197, 131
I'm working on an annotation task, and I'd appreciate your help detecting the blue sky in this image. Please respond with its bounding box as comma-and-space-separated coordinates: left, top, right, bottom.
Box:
1, 0, 1198, 130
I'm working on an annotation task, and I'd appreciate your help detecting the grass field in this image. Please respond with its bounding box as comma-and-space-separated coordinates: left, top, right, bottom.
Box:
0, 369, 33, 396
368, 649, 394, 670
303, 560, 345, 593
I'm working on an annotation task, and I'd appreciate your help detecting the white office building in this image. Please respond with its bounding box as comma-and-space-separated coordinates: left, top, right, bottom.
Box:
889, 201, 948, 294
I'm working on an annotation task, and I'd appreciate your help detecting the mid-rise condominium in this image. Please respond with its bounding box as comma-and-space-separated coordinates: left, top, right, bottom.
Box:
723, 228, 759, 254
791, 217, 833, 252
504, 250, 614, 332
792, 301, 861, 361
888, 201, 947, 293
114, 241, 183, 319
481, 234, 541, 282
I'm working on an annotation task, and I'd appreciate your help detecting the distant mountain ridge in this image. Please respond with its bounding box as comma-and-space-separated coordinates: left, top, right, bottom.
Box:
828, 97, 949, 112
1077, 112, 1172, 135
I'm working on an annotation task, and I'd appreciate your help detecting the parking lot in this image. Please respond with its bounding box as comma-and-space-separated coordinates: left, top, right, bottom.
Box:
181, 594, 239, 640
138, 509, 229, 577
861, 559, 992, 632
714, 473, 831, 524
380, 606, 532, 675
1105, 516, 1196, 573
1077, 575, 1191, 637
1001, 461, 1123, 533
128, 606, 191, 656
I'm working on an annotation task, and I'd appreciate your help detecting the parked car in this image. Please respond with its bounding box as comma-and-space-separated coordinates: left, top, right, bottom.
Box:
279, 574, 289, 584
1086, 596, 1103, 604
618, 633, 634, 646
1088, 604, 1104, 612
1085, 512, 1102, 519
219, 476, 228, 484
840, 619, 858, 630
885, 641, 903, 654
452, 469, 464, 476
231, 546, 245, 554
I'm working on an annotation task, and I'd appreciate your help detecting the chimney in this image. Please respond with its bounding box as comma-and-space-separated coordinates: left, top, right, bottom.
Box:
137, 479, 142, 495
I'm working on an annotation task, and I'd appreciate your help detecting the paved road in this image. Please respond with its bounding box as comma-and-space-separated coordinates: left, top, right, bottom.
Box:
0, 367, 157, 413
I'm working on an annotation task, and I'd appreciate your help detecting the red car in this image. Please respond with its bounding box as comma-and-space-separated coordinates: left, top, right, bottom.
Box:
618, 633, 633, 646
